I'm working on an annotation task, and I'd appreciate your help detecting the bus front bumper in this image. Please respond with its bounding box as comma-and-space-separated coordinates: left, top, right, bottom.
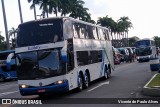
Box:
19, 80, 69, 96
138, 57, 150, 62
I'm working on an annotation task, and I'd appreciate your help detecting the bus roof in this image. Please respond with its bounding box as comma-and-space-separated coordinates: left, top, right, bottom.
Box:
18, 17, 109, 30
137, 38, 153, 42
0, 50, 15, 54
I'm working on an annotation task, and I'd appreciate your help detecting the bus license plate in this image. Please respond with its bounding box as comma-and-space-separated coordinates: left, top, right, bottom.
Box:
38, 89, 46, 93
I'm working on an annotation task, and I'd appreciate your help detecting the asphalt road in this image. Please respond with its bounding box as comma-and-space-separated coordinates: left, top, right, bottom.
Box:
0, 61, 160, 107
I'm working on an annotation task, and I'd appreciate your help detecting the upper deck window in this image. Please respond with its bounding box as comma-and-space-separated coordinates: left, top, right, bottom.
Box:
17, 19, 63, 47
73, 22, 98, 39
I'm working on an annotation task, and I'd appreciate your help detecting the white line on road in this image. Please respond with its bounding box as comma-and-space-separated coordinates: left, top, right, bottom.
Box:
0, 84, 18, 90
87, 81, 109, 92
0, 91, 19, 97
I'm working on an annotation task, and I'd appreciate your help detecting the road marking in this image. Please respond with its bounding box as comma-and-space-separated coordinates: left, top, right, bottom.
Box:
0, 84, 18, 90
87, 81, 109, 92
0, 91, 19, 97
115, 63, 133, 71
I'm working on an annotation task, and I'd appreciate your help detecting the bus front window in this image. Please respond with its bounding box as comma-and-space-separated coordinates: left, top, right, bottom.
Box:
136, 47, 152, 56
16, 49, 66, 80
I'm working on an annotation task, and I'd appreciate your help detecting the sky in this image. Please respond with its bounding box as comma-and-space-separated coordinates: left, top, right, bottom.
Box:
0, 0, 160, 40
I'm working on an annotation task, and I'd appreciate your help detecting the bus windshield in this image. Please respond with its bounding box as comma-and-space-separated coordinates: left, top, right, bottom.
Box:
17, 19, 63, 47
136, 47, 152, 56
136, 40, 150, 47
16, 49, 66, 80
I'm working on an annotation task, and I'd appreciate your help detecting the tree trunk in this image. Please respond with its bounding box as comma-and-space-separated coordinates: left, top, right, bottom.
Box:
18, 0, 23, 23
34, 4, 37, 20
1, 0, 10, 49
127, 31, 129, 46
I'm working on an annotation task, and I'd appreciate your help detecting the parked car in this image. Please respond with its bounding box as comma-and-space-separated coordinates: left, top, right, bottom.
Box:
112, 47, 123, 64
0, 50, 17, 82
117, 48, 129, 62
126, 47, 135, 62
156, 47, 159, 55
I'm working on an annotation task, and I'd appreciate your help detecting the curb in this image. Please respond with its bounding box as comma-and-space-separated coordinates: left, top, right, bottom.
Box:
143, 74, 160, 96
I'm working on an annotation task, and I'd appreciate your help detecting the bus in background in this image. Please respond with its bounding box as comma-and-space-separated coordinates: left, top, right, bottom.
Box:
135, 39, 156, 62
15, 17, 114, 96
0, 50, 17, 82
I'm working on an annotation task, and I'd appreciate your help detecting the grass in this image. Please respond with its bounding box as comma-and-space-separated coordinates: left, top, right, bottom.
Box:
147, 74, 160, 88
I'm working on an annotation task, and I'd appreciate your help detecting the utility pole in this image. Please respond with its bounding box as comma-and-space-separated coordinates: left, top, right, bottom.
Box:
1, 0, 10, 49
18, 0, 23, 23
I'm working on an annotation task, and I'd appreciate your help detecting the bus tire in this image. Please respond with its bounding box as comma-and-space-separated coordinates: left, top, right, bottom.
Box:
103, 66, 108, 80
0, 75, 5, 82
107, 66, 111, 79
83, 73, 89, 89
77, 75, 83, 91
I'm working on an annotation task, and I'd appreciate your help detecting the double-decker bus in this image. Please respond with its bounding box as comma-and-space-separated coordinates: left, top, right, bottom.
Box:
15, 17, 114, 96
0, 50, 17, 82
135, 39, 156, 62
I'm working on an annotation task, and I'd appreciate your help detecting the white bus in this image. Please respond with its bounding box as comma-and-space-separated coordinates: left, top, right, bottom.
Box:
135, 39, 157, 62
15, 17, 114, 96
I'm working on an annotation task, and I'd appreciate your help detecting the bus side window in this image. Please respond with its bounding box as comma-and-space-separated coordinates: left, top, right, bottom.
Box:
79, 24, 86, 39
98, 50, 102, 62
77, 51, 88, 66
73, 23, 80, 38
98, 28, 105, 40
67, 51, 74, 71
87, 25, 94, 39
93, 27, 98, 40
90, 51, 98, 63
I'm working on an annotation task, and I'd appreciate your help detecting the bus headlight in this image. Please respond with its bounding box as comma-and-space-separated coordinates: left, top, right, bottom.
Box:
54, 80, 66, 84
19, 84, 29, 88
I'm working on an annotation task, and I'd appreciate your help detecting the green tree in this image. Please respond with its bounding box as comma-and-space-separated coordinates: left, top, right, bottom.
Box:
153, 36, 160, 47
0, 31, 7, 50
118, 16, 133, 46
129, 36, 140, 47
8, 27, 17, 49
28, 0, 40, 19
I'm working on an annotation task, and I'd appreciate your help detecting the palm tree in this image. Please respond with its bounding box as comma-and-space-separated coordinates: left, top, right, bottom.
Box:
8, 27, 17, 49
118, 16, 133, 46
28, 0, 49, 18
1, 0, 10, 49
97, 16, 117, 45
48, 0, 61, 17
8, 27, 17, 39
28, 0, 40, 19
69, 0, 90, 20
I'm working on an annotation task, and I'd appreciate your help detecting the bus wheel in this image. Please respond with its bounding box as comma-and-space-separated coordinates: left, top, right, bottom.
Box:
83, 73, 89, 89
0, 75, 5, 82
103, 67, 108, 80
77, 75, 83, 91
107, 67, 111, 79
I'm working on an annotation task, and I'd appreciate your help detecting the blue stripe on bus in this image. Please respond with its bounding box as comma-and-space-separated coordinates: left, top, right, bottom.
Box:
19, 80, 69, 96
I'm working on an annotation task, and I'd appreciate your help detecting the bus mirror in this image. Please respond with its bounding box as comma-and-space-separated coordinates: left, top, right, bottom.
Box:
61, 51, 68, 63
6, 53, 14, 70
